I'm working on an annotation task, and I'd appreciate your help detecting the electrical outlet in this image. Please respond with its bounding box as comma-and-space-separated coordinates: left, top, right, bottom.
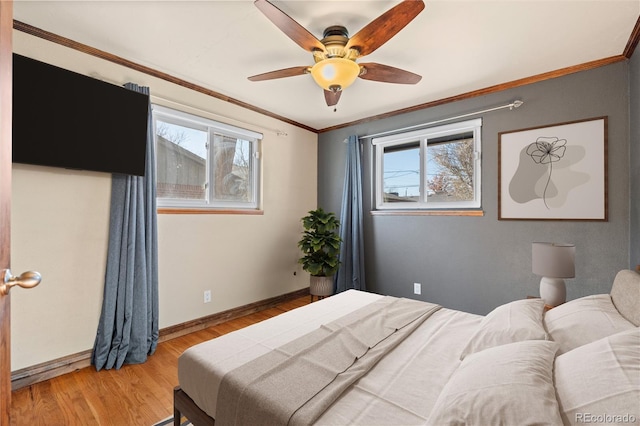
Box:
204, 290, 211, 303
413, 283, 422, 295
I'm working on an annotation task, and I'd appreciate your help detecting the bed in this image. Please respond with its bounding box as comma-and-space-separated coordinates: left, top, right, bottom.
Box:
174, 269, 640, 425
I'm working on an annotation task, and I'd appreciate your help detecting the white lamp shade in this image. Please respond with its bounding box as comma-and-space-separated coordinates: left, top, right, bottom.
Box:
532, 242, 575, 278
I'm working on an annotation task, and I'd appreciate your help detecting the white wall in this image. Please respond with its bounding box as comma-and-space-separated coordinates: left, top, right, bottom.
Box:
10, 31, 317, 371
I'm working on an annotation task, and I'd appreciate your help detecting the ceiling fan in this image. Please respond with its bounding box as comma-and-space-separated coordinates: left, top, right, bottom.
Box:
248, 0, 425, 108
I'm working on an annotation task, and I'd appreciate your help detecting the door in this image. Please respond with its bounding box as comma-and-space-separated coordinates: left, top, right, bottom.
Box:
1, 2, 13, 424
0, 5, 41, 420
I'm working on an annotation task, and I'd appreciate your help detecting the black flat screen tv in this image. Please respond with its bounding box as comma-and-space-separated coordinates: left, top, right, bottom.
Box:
12, 53, 149, 176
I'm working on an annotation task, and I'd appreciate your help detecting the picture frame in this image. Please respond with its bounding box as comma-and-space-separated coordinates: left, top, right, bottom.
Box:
498, 116, 607, 221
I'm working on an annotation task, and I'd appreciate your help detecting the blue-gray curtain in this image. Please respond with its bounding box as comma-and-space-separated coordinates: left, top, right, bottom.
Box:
91, 83, 159, 371
335, 135, 366, 293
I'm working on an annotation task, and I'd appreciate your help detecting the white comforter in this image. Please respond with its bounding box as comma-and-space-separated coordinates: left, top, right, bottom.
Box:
178, 290, 481, 423
178, 288, 640, 425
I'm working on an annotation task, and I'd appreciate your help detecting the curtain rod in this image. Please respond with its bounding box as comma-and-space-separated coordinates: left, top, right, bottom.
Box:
150, 94, 289, 137
357, 99, 524, 141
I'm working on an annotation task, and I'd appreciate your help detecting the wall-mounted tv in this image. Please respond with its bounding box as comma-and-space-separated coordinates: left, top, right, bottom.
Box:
12, 54, 149, 176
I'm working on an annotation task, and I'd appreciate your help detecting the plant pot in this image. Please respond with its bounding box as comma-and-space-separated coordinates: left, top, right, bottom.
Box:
310, 275, 334, 297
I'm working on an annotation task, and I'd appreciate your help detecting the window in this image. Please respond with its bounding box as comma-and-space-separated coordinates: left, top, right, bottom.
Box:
373, 118, 481, 210
152, 105, 262, 210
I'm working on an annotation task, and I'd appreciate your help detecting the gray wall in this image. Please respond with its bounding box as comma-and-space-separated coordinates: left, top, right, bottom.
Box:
318, 61, 632, 315
630, 49, 639, 269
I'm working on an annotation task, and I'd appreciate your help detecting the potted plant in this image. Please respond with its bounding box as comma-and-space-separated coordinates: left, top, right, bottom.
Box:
298, 208, 342, 299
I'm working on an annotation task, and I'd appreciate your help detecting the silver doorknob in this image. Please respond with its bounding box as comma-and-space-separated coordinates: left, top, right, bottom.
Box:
0, 269, 42, 295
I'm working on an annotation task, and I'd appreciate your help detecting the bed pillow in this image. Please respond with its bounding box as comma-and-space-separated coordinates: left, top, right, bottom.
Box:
428, 340, 562, 425
459, 298, 548, 360
544, 294, 636, 354
554, 327, 640, 425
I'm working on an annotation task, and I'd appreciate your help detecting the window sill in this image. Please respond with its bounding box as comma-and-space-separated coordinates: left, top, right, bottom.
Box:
371, 210, 484, 217
157, 208, 264, 215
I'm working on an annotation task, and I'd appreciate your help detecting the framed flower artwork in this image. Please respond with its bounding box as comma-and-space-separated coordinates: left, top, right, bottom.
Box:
498, 117, 607, 221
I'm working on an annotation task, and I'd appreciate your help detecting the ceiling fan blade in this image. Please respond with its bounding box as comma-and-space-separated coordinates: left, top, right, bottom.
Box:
248, 66, 310, 81
359, 63, 422, 84
324, 90, 341, 107
254, 0, 326, 53
346, 0, 425, 57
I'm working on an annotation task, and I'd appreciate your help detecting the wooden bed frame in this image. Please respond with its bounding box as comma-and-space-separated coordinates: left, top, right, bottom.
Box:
174, 386, 215, 426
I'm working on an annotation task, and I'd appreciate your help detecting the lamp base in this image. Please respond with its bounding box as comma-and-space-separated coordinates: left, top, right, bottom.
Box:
539, 277, 566, 307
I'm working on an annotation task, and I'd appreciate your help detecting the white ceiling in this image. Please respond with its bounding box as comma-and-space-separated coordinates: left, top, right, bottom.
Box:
13, 0, 640, 131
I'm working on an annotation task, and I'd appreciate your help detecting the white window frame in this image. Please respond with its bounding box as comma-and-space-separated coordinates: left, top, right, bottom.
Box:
373, 118, 482, 210
152, 104, 262, 210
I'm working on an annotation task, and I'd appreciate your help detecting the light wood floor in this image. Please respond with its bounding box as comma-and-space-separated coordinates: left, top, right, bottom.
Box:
10, 296, 311, 426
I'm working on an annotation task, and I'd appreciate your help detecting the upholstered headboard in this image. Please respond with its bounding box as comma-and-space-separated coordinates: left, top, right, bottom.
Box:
610, 269, 640, 326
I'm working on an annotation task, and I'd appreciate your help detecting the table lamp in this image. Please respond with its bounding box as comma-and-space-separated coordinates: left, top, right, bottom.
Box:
532, 242, 575, 307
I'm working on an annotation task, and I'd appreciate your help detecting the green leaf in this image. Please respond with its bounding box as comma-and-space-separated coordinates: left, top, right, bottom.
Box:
298, 207, 342, 276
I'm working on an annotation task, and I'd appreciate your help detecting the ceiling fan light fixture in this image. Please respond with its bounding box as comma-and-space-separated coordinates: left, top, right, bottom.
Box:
310, 58, 360, 91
